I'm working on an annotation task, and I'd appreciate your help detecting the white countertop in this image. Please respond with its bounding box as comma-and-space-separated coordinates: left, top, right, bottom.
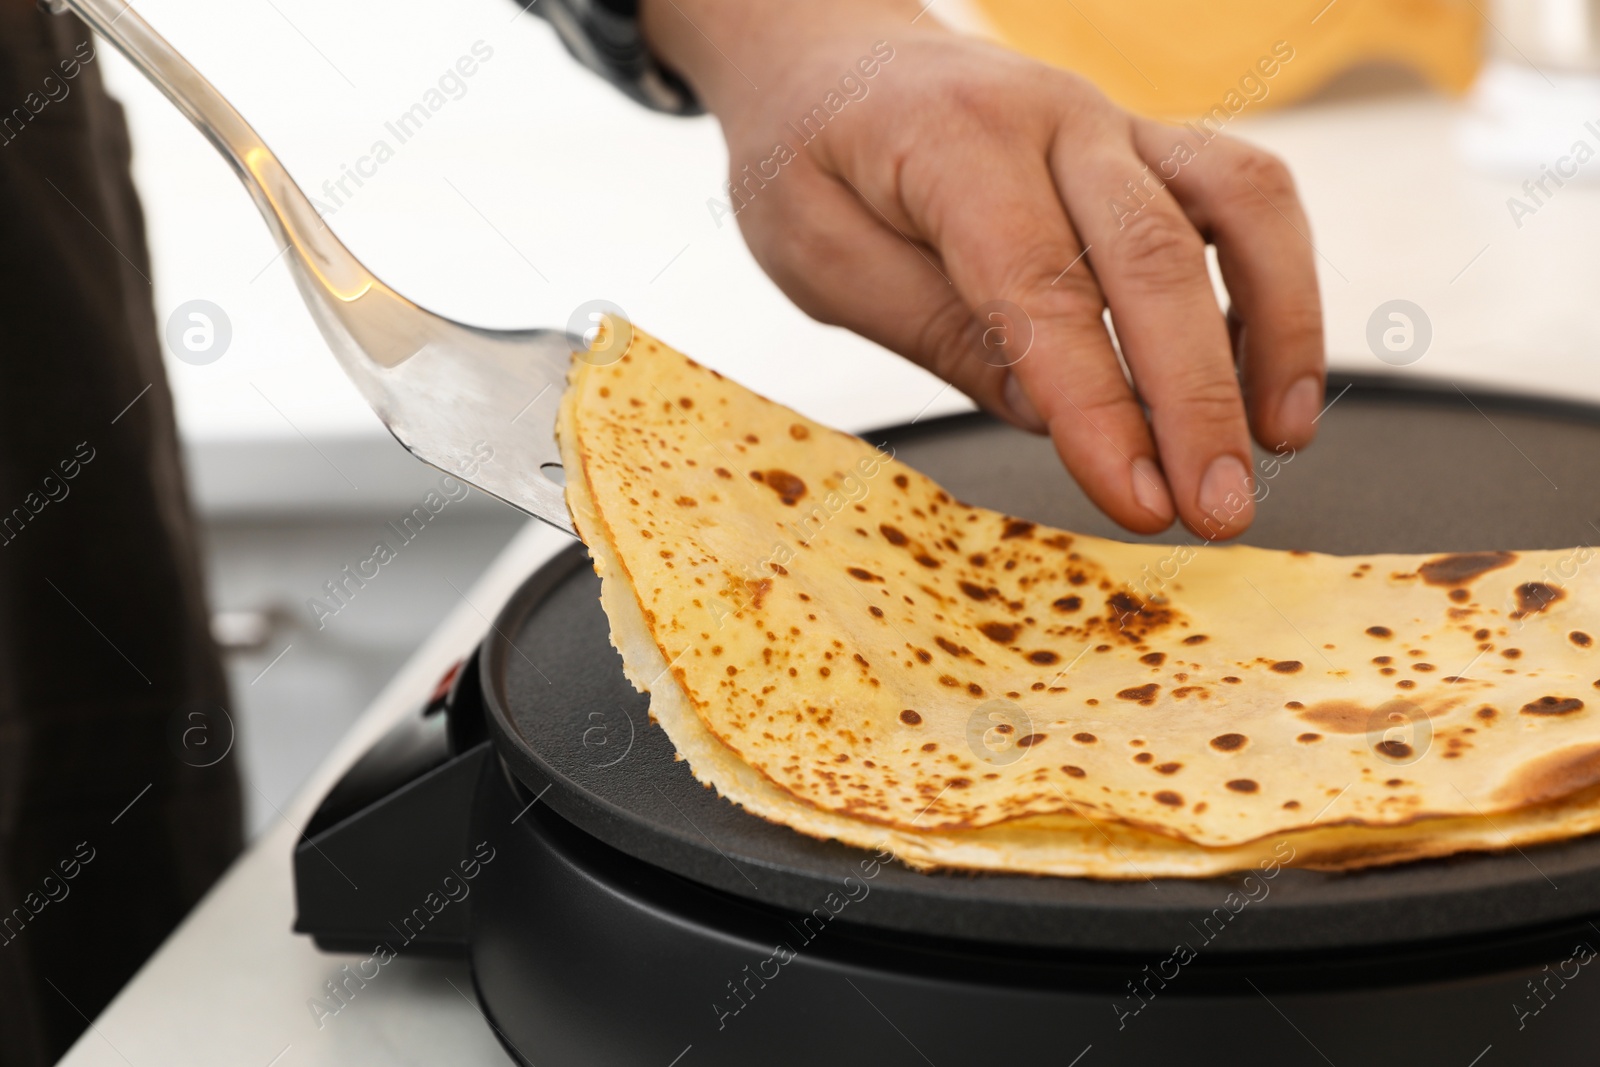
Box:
67, 2, 1600, 1062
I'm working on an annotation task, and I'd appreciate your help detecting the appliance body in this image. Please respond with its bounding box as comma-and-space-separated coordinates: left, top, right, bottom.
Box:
297, 699, 1600, 1066
296, 388, 1600, 1065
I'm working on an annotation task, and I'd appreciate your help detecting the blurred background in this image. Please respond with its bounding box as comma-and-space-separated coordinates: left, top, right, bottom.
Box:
100, 0, 1600, 838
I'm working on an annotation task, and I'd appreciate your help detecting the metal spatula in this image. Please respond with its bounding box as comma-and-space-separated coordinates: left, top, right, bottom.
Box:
55, 0, 588, 535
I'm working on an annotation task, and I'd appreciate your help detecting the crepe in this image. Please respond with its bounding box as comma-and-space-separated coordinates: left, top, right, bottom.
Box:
556, 327, 1600, 877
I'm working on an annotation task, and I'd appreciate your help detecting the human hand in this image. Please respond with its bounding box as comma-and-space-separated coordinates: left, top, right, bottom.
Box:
640, 0, 1324, 540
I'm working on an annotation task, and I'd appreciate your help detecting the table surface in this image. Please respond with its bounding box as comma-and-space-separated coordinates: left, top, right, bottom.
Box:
66, 3, 1600, 1063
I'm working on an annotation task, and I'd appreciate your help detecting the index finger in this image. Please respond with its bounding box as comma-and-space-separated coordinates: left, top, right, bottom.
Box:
892, 146, 1179, 534
1053, 139, 1258, 541
1134, 122, 1327, 454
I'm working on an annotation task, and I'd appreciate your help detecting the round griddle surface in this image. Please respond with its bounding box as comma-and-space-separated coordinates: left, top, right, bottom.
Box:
482, 377, 1600, 954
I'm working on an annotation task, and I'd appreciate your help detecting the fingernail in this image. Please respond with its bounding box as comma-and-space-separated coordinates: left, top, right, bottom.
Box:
1131, 457, 1173, 521
1003, 374, 1047, 433
1279, 375, 1321, 441
1198, 454, 1255, 533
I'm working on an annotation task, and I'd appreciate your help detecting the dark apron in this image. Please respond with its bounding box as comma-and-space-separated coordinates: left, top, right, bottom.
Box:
0, 6, 242, 1063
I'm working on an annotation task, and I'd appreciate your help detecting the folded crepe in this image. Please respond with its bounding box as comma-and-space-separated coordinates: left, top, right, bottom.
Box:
556, 327, 1600, 878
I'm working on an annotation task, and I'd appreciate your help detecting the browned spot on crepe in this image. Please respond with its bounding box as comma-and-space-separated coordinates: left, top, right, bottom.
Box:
753, 469, 806, 505
1417, 551, 1516, 587
1117, 683, 1161, 706
1511, 582, 1564, 620
1299, 700, 1376, 734
1522, 697, 1584, 717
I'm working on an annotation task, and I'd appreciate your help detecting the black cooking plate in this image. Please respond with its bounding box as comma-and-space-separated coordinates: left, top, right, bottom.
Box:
482, 375, 1600, 955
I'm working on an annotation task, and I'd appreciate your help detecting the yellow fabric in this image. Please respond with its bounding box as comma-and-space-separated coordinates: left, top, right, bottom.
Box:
972, 0, 1483, 118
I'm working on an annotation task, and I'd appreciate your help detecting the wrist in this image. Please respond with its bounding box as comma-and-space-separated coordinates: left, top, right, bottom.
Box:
639, 0, 929, 120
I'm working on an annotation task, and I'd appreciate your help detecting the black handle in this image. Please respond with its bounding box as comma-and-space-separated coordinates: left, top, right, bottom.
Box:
293, 650, 492, 957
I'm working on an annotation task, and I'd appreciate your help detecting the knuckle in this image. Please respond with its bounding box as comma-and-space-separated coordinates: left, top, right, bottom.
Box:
1229, 147, 1297, 201
1053, 69, 1110, 107
1046, 264, 1106, 315
916, 300, 983, 381
1052, 359, 1146, 425
933, 80, 1019, 137
1214, 147, 1301, 220
996, 242, 1077, 296
1048, 286, 1109, 331
1049, 73, 1119, 132
1070, 387, 1144, 428
944, 80, 1002, 116
1108, 208, 1205, 287
990, 244, 1106, 325
1165, 373, 1247, 426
